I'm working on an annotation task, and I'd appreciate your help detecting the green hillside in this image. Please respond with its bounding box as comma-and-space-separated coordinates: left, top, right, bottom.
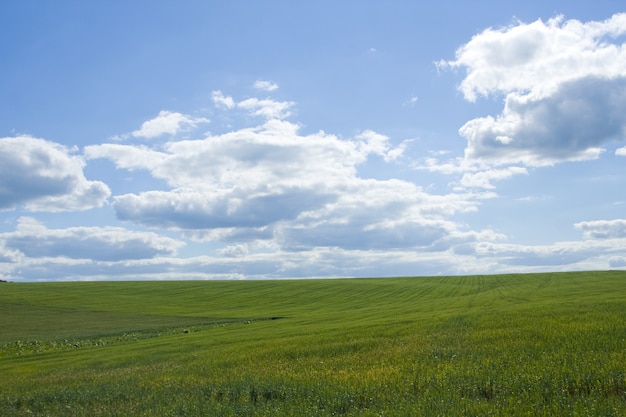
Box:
1, 271, 625, 416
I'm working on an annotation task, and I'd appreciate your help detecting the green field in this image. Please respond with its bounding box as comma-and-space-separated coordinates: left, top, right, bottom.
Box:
1, 271, 625, 416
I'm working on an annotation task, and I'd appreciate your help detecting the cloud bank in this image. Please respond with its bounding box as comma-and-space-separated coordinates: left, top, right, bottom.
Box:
87, 93, 483, 253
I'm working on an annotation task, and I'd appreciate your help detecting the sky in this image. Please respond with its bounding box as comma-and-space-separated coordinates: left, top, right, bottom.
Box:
1, 1, 626, 281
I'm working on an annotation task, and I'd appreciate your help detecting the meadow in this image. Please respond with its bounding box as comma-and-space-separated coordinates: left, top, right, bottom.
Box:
0, 271, 624, 416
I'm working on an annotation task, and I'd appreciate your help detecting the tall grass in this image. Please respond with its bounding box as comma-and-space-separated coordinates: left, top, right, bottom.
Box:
1, 271, 625, 415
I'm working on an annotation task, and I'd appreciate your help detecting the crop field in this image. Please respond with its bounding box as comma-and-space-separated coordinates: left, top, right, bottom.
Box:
0, 271, 625, 416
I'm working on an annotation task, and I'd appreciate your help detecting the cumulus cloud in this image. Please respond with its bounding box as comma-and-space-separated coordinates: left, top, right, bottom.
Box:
442, 13, 626, 101
441, 13, 626, 167
90, 119, 362, 189
78, 83, 626, 279
101, 119, 417, 240
253, 80, 279, 91
131, 110, 209, 139
458, 76, 626, 166
0, 136, 110, 212
356, 130, 409, 162
84, 143, 167, 171
88, 94, 493, 255
276, 179, 492, 252
2, 217, 184, 261
113, 187, 335, 230
574, 219, 626, 239
616, 146, 626, 156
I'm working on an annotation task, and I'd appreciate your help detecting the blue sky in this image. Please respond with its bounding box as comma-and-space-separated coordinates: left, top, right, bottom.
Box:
1, 1, 626, 281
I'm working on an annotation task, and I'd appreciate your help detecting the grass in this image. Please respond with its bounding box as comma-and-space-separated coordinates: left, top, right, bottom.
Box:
0, 271, 625, 416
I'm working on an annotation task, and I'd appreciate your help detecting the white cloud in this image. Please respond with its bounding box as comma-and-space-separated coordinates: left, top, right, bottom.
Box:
442, 13, 626, 102
460, 166, 527, 189
356, 130, 407, 162
99, 119, 362, 190
253, 80, 279, 91
616, 146, 626, 156
89, 101, 487, 255
219, 243, 249, 258
574, 219, 626, 239
113, 186, 334, 230
83, 85, 626, 279
416, 154, 528, 190
441, 13, 626, 167
467, 236, 626, 269
276, 179, 488, 251
211, 90, 294, 120
1, 217, 184, 261
458, 76, 624, 166
415, 155, 466, 175
84, 143, 167, 171
0, 241, 22, 263
237, 97, 294, 119
131, 110, 209, 139
212, 90, 235, 109
0, 136, 110, 212
5, 233, 624, 281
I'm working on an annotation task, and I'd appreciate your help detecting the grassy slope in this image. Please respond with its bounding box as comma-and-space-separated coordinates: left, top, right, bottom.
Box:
0, 271, 625, 416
